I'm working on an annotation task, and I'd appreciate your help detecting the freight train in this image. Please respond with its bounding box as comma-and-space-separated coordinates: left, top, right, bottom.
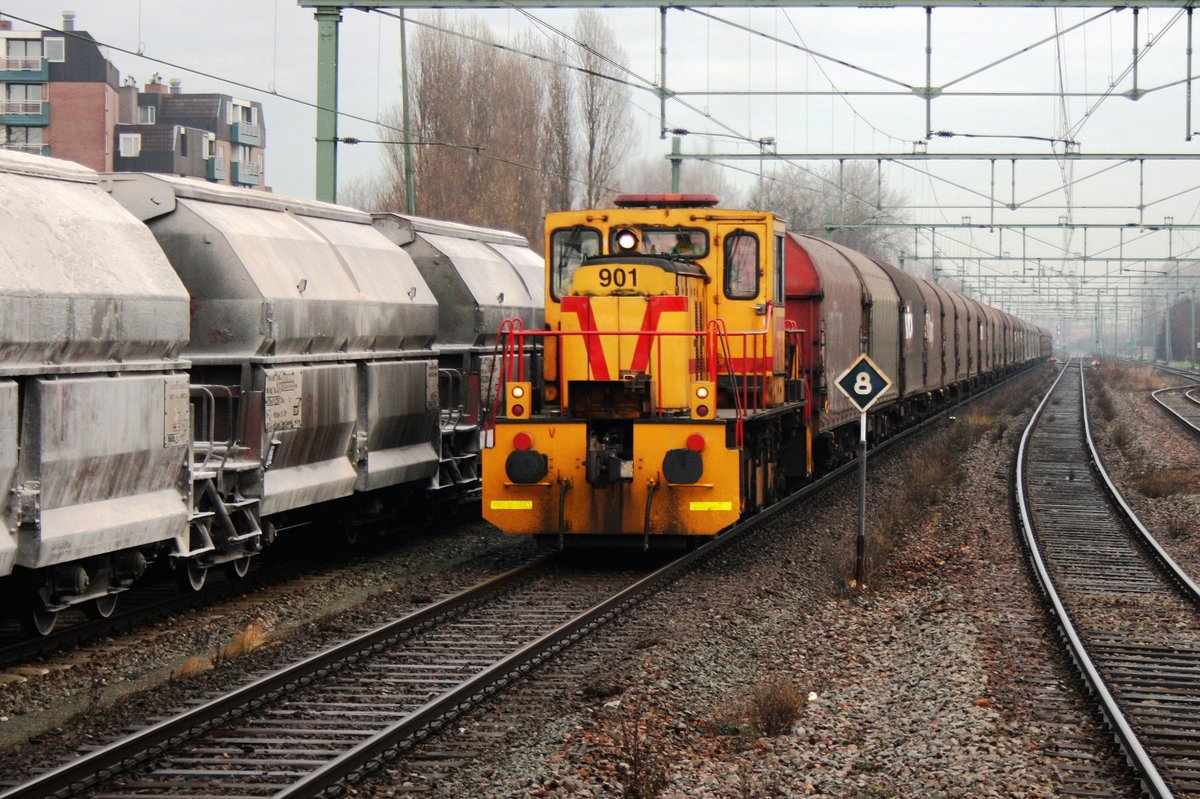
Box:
0, 150, 541, 635
482, 193, 1048, 547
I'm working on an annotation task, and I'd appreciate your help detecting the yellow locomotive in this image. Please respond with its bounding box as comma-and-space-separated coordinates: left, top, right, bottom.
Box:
483, 194, 808, 546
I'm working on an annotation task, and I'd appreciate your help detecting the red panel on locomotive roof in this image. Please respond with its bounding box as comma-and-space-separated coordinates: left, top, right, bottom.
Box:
612, 193, 718, 208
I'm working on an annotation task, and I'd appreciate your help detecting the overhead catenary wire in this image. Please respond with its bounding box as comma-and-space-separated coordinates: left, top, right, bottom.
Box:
0, 9, 621, 194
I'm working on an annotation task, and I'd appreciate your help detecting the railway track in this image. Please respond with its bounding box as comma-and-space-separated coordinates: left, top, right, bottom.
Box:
1152, 384, 1200, 437
0, 514, 481, 669
0, 556, 633, 799
0, 560, 270, 670
1, 364, 1046, 799
1017, 360, 1200, 798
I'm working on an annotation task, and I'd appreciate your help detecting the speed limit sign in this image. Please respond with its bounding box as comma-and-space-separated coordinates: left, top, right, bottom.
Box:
835, 353, 894, 413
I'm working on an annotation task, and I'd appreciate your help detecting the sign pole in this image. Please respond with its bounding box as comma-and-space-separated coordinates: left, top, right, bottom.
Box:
833, 353, 893, 593
856, 410, 867, 588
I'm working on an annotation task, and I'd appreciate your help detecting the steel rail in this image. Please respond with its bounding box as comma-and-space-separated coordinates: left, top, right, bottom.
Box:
0, 558, 546, 799
1151, 384, 1200, 437
1015, 360, 1176, 799
1083, 370, 1200, 603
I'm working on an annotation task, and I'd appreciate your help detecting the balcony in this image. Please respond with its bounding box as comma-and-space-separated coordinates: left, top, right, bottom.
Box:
206, 155, 229, 181
1, 142, 49, 157
232, 159, 262, 186
231, 121, 262, 147
0, 100, 49, 126
0, 57, 48, 82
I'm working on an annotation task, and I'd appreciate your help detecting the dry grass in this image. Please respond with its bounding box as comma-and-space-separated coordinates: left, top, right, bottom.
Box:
1166, 515, 1192, 540
172, 655, 214, 680
217, 620, 270, 661
707, 699, 755, 738
172, 620, 272, 682
1132, 467, 1200, 498
613, 709, 669, 799
746, 677, 805, 736
1110, 422, 1135, 454
1092, 384, 1117, 421
1099, 362, 1179, 391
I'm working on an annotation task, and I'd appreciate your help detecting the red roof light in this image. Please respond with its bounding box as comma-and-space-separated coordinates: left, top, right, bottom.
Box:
613, 193, 719, 209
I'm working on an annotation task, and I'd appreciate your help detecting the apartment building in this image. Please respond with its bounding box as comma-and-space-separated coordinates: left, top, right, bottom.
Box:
0, 12, 265, 187
115, 76, 266, 187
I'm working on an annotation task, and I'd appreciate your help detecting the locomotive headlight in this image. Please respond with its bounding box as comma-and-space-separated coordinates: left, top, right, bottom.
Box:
615, 228, 639, 252
689, 381, 716, 419
507, 382, 532, 419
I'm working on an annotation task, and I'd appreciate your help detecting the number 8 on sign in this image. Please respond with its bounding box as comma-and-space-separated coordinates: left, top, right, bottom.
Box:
835, 353, 894, 413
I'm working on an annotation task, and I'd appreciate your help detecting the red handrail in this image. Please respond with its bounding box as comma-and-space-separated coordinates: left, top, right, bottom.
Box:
488, 310, 779, 449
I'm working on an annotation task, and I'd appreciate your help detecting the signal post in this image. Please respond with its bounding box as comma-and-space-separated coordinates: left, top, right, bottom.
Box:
835, 354, 894, 590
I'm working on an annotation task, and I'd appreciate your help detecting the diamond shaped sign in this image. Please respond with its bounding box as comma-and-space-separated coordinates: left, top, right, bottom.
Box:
835, 353, 894, 413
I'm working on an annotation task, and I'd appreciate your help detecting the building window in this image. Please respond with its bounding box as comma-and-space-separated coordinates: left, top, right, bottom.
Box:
4, 83, 43, 115
43, 37, 65, 63
119, 133, 141, 158
4, 126, 43, 152
5, 39, 41, 60
138, 105, 156, 124
178, 128, 187, 157
227, 100, 256, 126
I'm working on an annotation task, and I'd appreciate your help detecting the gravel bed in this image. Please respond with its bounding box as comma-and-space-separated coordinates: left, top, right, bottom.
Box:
1086, 365, 1200, 577
2, 364, 1166, 797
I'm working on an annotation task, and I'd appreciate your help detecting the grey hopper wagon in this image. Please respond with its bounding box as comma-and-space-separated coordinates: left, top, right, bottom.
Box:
0, 150, 191, 633
372, 213, 545, 500
106, 173, 442, 585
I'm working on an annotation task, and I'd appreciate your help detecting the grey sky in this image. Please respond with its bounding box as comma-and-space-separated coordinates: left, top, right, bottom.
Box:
4, 1, 1198, 329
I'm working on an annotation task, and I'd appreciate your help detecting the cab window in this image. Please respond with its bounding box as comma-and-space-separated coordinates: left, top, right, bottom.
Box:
773, 233, 785, 305
724, 231, 759, 300
550, 226, 601, 299
610, 226, 709, 259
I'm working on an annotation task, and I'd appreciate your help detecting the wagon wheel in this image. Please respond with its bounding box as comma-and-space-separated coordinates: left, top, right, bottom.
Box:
228, 557, 251, 578
84, 593, 119, 620
19, 597, 58, 637
178, 559, 208, 592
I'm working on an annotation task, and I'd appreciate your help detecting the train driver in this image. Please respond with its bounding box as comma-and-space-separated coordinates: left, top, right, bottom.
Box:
671, 232, 699, 257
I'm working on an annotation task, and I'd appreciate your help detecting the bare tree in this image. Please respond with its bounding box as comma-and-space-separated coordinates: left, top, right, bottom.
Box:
337, 174, 387, 212
573, 9, 632, 208
361, 16, 562, 247
543, 45, 575, 211
756, 161, 909, 265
